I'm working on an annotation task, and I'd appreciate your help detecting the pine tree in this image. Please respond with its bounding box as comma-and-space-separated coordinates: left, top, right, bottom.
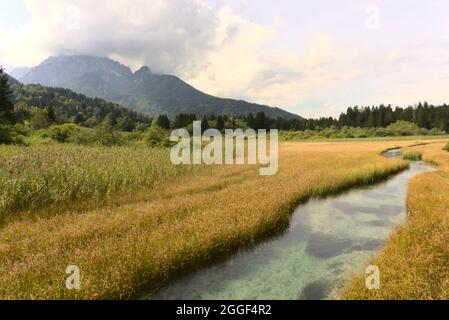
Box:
254, 112, 266, 130
201, 116, 209, 133
156, 114, 171, 129
0, 67, 14, 124
247, 113, 255, 129
216, 115, 225, 132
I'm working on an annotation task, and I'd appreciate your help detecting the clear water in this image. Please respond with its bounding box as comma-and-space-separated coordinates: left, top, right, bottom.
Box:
149, 160, 434, 300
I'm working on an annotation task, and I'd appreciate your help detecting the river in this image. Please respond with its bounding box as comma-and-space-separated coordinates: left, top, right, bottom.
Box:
149, 151, 434, 300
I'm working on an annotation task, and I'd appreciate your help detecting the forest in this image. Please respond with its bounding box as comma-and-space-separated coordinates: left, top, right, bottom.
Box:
1, 67, 448, 146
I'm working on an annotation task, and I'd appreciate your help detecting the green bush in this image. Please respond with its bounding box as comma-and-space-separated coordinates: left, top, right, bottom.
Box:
64, 127, 95, 145
0, 125, 13, 144
93, 125, 124, 147
403, 151, 422, 161
387, 121, 423, 136
144, 127, 171, 147
46, 124, 82, 143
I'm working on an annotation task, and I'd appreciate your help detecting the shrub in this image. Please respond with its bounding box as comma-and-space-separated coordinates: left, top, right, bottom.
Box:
403, 151, 422, 161
46, 124, 82, 143
144, 127, 170, 147
93, 125, 124, 146
0, 125, 13, 144
387, 121, 422, 136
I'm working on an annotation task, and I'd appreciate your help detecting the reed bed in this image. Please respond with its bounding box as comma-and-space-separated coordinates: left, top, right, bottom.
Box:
0, 145, 190, 223
344, 141, 449, 299
0, 140, 432, 299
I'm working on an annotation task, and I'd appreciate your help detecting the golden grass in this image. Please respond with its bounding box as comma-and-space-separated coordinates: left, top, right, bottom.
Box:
344, 141, 449, 300
0, 140, 438, 299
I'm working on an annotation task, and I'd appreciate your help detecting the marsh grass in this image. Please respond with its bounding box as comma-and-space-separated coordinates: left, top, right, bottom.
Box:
344, 142, 449, 299
0, 140, 426, 299
444, 142, 449, 152
403, 151, 422, 161
0, 144, 192, 224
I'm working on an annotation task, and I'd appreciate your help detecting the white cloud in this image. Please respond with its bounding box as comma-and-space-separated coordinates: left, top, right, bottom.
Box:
1, 0, 218, 73
3, 0, 449, 117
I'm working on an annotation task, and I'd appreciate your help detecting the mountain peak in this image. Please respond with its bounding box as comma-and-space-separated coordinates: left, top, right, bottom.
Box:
19, 54, 301, 119
135, 66, 152, 75
133, 66, 153, 82
22, 55, 133, 86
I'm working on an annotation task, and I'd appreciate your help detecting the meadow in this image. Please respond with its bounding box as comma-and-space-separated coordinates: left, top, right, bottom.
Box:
0, 138, 437, 299
0, 145, 193, 225
345, 141, 449, 299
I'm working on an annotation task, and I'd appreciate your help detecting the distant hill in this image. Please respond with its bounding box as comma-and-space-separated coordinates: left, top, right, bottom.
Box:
10, 67, 31, 80
20, 55, 301, 119
8, 75, 152, 129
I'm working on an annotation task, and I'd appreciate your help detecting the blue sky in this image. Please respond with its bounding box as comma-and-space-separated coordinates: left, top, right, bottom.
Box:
2, 0, 449, 118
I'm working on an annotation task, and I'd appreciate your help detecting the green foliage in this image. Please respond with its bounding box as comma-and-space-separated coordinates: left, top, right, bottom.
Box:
173, 113, 196, 129
30, 108, 54, 130
0, 125, 13, 144
386, 121, 423, 136
201, 116, 209, 133
10, 83, 152, 131
280, 123, 446, 141
254, 112, 267, 130
216, 115, 225, 132
0, 67, 14, 126
45, 124, 82, 143
0, 145, 189, 217
13, 102, 32, 123
93, 120, 124, 146
144, 127, 170, 147
156, 114, 170, 130
403, 151, 422, 161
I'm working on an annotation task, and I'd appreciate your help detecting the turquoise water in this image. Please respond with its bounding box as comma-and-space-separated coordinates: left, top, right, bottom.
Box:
149, 159, 433, 300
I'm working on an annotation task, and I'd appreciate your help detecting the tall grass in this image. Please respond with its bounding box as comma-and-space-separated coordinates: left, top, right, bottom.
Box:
444, 142, 449, 152
0, 140, 420, 299
0, 145, 190, 221
403, 151, 422, 161
344, 142, 449, 299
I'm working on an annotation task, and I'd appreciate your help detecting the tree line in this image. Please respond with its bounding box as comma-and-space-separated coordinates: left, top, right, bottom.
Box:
2, 65, 449, 146
157, 103, 449, 133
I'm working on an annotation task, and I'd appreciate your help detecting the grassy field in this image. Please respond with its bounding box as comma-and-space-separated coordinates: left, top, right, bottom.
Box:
344, 141, 449, 299
0, 145, 195, 225
0, 139, 445, 299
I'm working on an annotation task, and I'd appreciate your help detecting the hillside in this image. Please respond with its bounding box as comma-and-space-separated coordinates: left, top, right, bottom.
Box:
9, 76, 152, 129
20, 55, 301, 119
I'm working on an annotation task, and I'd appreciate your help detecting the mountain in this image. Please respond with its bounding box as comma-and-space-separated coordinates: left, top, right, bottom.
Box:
10, 67, 32, 80
6, 74, 20, 86
20, 55, 301, 119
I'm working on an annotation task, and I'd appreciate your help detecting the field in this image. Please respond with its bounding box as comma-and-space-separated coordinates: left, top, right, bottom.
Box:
0, 138, 446, 299
344, 141, 449, 299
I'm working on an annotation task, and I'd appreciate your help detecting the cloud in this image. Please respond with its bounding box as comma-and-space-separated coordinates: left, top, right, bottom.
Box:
1, 0, 218, 74
4, 0, 449, 117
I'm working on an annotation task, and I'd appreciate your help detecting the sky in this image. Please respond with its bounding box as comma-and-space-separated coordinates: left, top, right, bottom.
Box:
1, 0, 449, 118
